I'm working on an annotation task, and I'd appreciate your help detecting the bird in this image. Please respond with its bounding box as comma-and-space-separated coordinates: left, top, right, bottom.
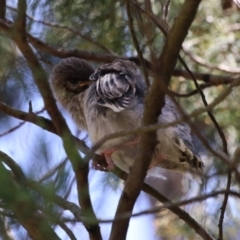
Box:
50, 57, 204, 179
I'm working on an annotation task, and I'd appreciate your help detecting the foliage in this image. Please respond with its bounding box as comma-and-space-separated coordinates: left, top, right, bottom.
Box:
0, 0, 240, 239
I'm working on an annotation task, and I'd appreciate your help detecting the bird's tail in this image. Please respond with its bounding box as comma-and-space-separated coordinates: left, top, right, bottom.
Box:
146, 167, 167, 180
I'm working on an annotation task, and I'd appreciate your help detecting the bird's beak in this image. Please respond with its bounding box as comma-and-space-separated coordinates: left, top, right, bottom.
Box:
78, 80, 92, 88
74, 80, 93, 93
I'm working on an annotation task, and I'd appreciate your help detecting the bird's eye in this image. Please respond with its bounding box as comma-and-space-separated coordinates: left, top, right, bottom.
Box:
68, 79, 77, 84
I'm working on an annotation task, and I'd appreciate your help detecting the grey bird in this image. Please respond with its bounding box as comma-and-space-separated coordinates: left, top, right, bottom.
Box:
50, 57, 204, 179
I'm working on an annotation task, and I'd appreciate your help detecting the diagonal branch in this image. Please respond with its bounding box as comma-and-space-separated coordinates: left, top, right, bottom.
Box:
109, 1, 202, 240
0, 101, 95, 156
0, 108, 45, 137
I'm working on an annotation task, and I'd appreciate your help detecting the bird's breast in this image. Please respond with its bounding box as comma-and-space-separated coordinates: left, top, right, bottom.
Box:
86, 107, 141, 152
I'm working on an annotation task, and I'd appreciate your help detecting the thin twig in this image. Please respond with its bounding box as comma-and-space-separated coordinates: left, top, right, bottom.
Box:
7, 5, 115, 55
126, 0, 150, 86
179, 55, 231, 238
57, 221, 77, 240
169, 83, 222, 98
0, 121, 25, 137
0, 107, 45, 137
178, 55, 229, 154
162, 0, 170, 21
95, 189, 240, 223
63, 176, 76, 200
218, 171, 232, 240
183, 47, 240, 74
38, 157, 68, 183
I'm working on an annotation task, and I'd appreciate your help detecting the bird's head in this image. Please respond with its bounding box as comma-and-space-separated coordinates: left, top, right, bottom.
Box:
50, 57, 94, 101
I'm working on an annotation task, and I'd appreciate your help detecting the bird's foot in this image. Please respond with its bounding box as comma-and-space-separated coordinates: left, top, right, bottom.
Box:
92, 154, 109, 172
101, 136, 140, 170
102, 151, 115, 170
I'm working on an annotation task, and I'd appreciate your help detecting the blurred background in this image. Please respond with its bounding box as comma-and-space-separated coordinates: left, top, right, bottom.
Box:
0, 0, 240, 239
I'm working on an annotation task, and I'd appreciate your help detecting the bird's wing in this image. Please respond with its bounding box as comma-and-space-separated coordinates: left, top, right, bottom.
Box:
174, 134, 204, 170
89, 60, 144, 112
156, 97, 204, 172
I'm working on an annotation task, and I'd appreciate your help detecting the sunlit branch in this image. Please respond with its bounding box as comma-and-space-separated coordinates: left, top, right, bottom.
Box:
169, 83, 217, 98
183, 48, 240, 74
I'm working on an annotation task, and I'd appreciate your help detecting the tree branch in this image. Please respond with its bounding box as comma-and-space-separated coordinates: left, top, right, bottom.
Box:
110, 1, 202, 240
13, 0, 26, 33
183, 48, 240, 74
0, 0, 6, 19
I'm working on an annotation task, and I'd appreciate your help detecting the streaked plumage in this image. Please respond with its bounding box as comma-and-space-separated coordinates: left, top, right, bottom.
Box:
50, 57, 204, 179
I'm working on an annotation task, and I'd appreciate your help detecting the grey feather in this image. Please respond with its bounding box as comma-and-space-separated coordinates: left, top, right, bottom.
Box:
89, 59, 145, 112
50, 57, 204, 180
